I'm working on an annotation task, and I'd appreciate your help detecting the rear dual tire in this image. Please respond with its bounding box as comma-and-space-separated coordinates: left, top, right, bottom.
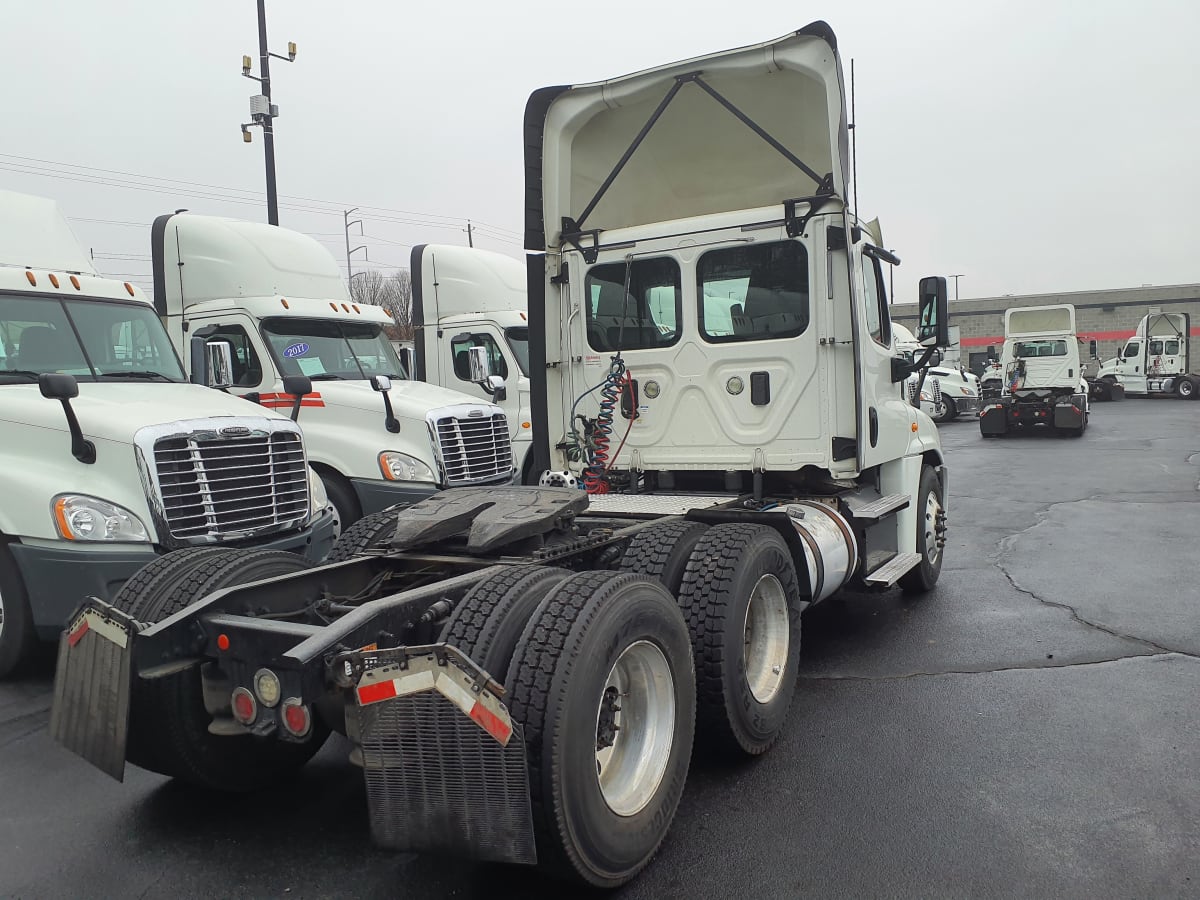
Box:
505, 571, 695, 889
114, 549, 329, 791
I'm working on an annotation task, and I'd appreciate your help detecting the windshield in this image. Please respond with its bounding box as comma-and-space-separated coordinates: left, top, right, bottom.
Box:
261, 318, 405, 381
504, 326, 530, 376
0, 293, 186, 384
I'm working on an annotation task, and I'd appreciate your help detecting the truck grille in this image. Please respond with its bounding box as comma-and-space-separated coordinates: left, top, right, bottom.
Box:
152, 430, 308, 540
433, 412, 512, 485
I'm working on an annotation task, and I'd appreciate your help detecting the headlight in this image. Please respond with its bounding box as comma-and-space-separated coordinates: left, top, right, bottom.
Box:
920, 392, 932, 402
307, 467, 329, 517
378, 451, 436, 483
52, 494, 149, 542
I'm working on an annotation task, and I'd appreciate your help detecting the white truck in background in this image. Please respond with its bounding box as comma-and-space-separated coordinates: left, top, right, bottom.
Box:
1092, 310, 1198, 400
0, 190, 335, 677
894, 322, 980, 422
151, 213, 516, 528
410, 243, 535, 482
979, 303, 1089, 437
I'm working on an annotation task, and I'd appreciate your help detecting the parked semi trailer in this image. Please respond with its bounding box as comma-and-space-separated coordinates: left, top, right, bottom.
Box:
0, 191, 336, 677
980, 304, 1090, 437
151, 213, 515, 529
51, 24, 950, 888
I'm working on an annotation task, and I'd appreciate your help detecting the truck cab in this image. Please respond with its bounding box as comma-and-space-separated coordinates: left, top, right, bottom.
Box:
894, 322, 980, 422
0, 191, 335, 676
1096, 311, 1196, 398
410, 244, 535, 482
152, 214, 516, 527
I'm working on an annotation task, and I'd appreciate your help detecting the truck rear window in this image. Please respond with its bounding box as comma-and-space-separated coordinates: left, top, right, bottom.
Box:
698, 241, 809, 343
585, 258, 681, 352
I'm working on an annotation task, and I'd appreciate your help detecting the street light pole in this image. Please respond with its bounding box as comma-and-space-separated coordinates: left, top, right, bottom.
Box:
240, 1, 296, 226
256, 0, 278, 225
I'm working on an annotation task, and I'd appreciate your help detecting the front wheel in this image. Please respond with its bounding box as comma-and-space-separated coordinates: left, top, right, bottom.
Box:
932, 397, 956, 423
899, 466, 945, 595
0, 546, 38, 679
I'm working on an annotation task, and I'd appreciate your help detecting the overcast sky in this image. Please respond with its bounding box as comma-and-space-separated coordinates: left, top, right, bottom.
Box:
6, 1, 1198, 304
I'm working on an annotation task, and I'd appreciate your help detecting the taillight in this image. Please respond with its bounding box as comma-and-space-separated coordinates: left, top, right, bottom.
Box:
281, 698, 312, 737
231, 687, 257, 725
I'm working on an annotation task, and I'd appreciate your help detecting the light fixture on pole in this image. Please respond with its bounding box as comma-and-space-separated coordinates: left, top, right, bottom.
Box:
239, 1, 297, 225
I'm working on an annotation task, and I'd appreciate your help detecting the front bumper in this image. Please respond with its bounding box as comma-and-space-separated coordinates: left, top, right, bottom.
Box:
11, 507, 338, 638
954, 396, 982, 415
350, 477, 440, 516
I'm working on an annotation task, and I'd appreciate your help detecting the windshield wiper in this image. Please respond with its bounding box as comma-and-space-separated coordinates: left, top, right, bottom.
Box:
0, 369, 42, 382
307, 373, 347, 381
100, 371, 179, 382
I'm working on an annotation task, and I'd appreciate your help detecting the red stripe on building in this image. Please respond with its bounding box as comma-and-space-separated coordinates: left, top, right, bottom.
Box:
960, 326, 1200, 348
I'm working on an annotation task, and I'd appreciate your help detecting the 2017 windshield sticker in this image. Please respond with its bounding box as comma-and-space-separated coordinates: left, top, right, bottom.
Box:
283, 342, 310, 358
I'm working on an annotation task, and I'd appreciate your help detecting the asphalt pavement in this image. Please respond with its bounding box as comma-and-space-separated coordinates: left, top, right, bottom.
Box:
2, 400, 1198, 899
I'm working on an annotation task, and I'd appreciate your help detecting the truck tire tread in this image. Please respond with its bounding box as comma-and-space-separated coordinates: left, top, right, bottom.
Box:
0, 545, 39, 679
505, 570, 695, 888
677, 523, 802, 757
617, 520, 709, 595
326, 506, 408, 563
439, 565, 570, 681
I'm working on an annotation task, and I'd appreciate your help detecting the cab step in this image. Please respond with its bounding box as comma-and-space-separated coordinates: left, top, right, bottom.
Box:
863, 552, 922, 586
845, 493, 910, 523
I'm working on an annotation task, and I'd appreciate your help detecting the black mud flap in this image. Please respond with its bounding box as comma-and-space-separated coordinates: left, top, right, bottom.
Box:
49, 601, 137, 781
1053, 401, 1085, 430
344, 644, 536, 865
979, 404, 1008, 436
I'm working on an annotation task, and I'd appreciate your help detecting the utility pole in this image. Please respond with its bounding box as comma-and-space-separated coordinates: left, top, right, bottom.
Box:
465, 220, 474, 248
948, 274, 963, 302
240, 1, 296, 226
344, 208, 366, 279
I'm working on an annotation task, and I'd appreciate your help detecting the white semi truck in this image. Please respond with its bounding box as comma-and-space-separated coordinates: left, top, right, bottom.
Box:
0, 190, 336, 677
151, 213, 516, 528
52, 23, 951, 889
1091, 310, 1198, 399
409, 243, 535, 481
979, 303, 1090, 436
894, 322, 980, 422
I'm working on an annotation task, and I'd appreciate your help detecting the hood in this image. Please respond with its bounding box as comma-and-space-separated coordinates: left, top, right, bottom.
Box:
524, 22, 847, 249
301, 378, 502, 418
0, 382, 291, 445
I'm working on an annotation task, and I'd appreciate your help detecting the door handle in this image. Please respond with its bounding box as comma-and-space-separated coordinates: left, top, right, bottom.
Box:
868, 407, 879, 447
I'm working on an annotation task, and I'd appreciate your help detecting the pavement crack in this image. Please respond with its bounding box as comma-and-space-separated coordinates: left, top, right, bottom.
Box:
801, 651, 1184, 681
990, 495, 1200, 660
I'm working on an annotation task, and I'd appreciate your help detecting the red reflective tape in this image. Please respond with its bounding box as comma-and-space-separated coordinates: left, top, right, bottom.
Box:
356, 679, 398, 706
259, 399, 325, 408
66, 618, 90, 647
469, 701, 512, 745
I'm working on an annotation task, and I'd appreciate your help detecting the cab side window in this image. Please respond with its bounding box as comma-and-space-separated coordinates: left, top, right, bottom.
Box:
861, 252, 891, 347
1123, 342, 1140, 358
206, 325, 263, 387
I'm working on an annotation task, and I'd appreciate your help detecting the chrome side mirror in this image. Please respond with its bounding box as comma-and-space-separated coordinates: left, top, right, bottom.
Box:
205, 341, 234, 389
467, 346, 490, 383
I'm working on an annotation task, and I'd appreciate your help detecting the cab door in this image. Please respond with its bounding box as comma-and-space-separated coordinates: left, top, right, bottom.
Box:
855, 244, 914, 470
443, 326, 520, 436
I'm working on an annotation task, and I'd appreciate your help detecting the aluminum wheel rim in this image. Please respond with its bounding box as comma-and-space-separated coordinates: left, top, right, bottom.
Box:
922, 491, 942, 564
743, 574, 790, 704
594, 640, 676, 817
0, 583, 5, 640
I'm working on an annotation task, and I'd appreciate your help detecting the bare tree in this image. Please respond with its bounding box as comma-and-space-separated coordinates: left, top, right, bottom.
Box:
347, 268, 415, 340
348, 269, 388, 307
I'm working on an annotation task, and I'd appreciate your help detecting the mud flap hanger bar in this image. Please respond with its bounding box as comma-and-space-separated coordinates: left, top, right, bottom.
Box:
562, 71, 836, 262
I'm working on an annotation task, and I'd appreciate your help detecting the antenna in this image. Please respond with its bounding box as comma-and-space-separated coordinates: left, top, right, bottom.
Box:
850, 58, 858, 222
